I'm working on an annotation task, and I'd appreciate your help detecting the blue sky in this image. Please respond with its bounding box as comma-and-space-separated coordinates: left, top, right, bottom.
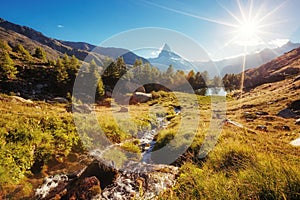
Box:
2, 0, 300, 60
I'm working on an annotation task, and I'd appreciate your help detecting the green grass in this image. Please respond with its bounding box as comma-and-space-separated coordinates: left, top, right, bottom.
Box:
154, 87, 300, 200
0, 95, 84, 197
1, 78, 300, 199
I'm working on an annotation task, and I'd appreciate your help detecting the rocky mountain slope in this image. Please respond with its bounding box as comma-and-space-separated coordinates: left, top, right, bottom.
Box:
192, 41, 300, 77
243, 46, 300, 90
0, 18, 147, 65
220, 41, 300, 76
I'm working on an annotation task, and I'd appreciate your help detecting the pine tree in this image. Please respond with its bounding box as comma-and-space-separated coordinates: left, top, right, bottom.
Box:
89, 60, 104, 97
55, 57, 68, 83
213, 75, 222, 87
222, 73, 241, 91
166, 64, 175, 75
67, 55, 80, 80
194, 72, 206, 89
133, 58, 143, 68
70, 55, 79, 69
33, 47, 47, 61
0, 51, 17, 79
62, 53, 70, 66
15, 44, 31, 60
0, 40, 12, 51
103, 56, 126, 80
187, 70, 196, 88
115, 56, 126, 79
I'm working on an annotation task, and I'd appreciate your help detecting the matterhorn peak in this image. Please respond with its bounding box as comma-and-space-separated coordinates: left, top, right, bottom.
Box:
161, 43, 171, 52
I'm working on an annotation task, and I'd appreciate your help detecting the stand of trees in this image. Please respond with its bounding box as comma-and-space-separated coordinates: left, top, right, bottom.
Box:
222, 73, 241, 91
0, 39, 244, 100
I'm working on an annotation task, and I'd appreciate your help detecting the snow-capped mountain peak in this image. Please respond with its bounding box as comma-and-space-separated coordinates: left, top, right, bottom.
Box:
161, 43, 171, 52
149, 43, 194, 71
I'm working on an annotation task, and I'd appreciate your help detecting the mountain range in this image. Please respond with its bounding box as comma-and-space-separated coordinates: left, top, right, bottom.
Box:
243, 45, 300, 90
191, 41, 300, 77
1, 17, 300, 79
146, 41, 300, 78
0, 18, 148, 65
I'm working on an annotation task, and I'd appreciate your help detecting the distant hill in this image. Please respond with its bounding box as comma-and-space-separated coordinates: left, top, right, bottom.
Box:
220, 41, 300, 76
61, 41, 148, 65
243, 46, 300, 90
0, 18, 147, 65
192, 41, 300, 77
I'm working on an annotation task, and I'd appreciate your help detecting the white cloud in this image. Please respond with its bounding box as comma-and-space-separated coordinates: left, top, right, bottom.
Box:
57, 24, 64, 28
268, 39, 289, 47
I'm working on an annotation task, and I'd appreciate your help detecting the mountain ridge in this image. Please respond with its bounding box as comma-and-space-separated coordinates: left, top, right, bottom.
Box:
243, 45, 300, 90
191, 41, 300, 77
0, 18, 147, 65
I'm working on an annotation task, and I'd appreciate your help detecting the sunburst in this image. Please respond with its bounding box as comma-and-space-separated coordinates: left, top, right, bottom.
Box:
143, 0, 286, 95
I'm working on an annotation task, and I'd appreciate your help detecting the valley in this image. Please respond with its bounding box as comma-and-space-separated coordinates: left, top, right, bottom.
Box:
0, 16, 300, 200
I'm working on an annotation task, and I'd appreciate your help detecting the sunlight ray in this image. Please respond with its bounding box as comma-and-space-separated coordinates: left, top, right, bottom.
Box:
142, 0, 239, 28
218, 2, 242, 24
240, 44, 247, 99
257, 1, 287, 24
257, 20, 288, 29
252, 3, 265, 22
248, 0, 253, 22
237, 0, 246, 22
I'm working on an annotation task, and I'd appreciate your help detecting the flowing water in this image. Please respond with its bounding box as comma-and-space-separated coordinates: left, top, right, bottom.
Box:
35, 108, 180, 199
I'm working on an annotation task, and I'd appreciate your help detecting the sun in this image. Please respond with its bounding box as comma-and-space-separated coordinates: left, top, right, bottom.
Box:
237, 21, 259, 40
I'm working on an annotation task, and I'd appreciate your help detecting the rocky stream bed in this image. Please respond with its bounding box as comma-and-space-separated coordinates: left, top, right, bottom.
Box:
35, 108, 181, 200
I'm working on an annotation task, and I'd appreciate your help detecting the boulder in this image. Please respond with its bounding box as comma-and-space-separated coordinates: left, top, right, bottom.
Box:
78, 160, 119, 190
119, 106, 129, 112
61, 176, 101, 200
66, 103, 93, 114
241, 104, 254, 109
255, 125, 267, 131
35, 160, 118, 200
296, 119, 300, 125
130, 92, 152, 104
277, 108, 299, 119
274, 125, 291, 131
53, 97, 69, 103
255, 111, 269, 116
290, 138, 300, 146
246, 118, 254, 122
293, 75, 300, 82
264, 116, 275, 121
289, 100, 300, 111
143, 83, 170, 93
135, 86, 146, 93
11, 96, 33, 104
242, 112, 257, 120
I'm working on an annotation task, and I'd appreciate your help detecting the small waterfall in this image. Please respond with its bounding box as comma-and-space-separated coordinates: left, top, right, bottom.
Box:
35, 106, 181, 199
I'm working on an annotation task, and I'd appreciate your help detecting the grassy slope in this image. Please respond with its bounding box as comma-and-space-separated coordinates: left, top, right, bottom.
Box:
1, 76, 299, 199
158, 77, 300, 199
0, 95, 158, 198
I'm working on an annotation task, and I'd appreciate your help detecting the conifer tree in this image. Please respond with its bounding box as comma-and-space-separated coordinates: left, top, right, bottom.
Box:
55, 57, 68, 83
15, 44, 31, 60
0, 40, 12, 51
33, 47, 47, 61
0, 51, 17, 79
89, 59, 104, 97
